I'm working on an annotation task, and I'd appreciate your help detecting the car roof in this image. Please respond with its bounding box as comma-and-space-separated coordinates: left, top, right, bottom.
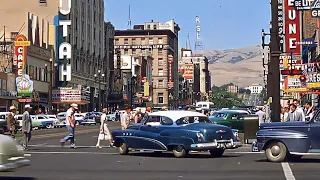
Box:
215, 110, 249, 114
148, 111, 206, 121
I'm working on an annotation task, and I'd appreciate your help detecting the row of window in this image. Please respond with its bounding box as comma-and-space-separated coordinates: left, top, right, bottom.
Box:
123, 49, 164, 56
25, 65, 48, 82
115, 38, 164, 45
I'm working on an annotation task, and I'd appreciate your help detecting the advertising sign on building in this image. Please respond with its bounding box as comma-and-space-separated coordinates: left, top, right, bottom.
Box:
283, 75, 308, 92
14, 35, 30, 76
311, 0, 320, 17
284, 0, 302, 54
114, 45, 164, 50
294, 0, 313, 10
55, 0, 72, 83
306, 73, 320, 88
15, 74, 34, 96
144, 82, 149, 97
167, 56, 174, 89
52, 87, 89, 104
181, 64, 193, 80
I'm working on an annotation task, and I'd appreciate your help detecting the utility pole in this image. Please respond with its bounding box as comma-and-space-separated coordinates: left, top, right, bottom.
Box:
269, 0, 281, 121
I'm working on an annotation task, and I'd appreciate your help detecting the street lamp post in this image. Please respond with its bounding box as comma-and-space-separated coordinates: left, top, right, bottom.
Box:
94, 70, 105, 111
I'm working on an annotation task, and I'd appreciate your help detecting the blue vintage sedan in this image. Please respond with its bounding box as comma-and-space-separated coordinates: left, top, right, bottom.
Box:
253, 118, 320, 162
112, 111, 241, 158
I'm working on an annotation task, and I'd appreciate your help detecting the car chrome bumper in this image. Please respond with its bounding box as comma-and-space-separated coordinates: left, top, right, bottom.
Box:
190, 139, 242, 150
0, 157, 30, 172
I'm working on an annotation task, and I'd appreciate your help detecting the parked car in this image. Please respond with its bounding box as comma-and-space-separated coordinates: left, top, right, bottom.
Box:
107, 113, 116, 121
0, 112, 9, 134
112, 111, 241, 158
45, 115, 63, 128
208, 110, 250, 132
252, 116, 320, 162
30, 115, 55, 129
82, 112, 102, 125
0, 134, 30, 171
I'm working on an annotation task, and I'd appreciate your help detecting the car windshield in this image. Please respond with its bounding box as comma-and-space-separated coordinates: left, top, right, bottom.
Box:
214, 113, 227, 119
176, 116, 211, 125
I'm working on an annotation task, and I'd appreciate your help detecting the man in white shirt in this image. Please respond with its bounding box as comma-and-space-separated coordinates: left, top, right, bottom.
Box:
293, 99, 305, 121
60, 104, 78, 148
121, 107, 133, 130
255, 107, 266, 124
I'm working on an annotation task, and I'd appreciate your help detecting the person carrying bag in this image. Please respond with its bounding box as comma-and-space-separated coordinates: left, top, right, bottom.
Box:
96, 108, 114, 148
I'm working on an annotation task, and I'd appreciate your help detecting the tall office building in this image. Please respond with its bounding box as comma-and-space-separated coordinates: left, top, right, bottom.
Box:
114, 19, 180, 107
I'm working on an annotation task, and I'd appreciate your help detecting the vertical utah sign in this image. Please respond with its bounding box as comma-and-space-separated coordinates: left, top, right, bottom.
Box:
58, 0, 72, 82
284, 0, 301, 54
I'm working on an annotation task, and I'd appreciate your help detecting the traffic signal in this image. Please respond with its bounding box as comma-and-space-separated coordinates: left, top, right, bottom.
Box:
281, 69, 302, 75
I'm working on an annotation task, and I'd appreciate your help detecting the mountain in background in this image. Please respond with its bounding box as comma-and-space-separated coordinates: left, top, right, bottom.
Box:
197, 45, 265, 88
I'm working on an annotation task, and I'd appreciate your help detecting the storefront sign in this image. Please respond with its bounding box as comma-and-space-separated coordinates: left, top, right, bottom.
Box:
180, 64, 193, 80
14, 35, 30, 76
168, 56, 174, 89
306, 73, 320, 88
311, 0, 320, 17
284, 75, 308, 92
284, 0, 302, 54
144, 82, 149, 97
58, 0, 72, 82
278, 0, 285, 50
114, 44, 163, 50
15, 74, 34, 96
294, 0, 313, 10
52, 87, 89, 104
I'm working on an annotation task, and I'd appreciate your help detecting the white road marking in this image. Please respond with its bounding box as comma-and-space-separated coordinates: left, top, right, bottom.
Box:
281, 162, 296, 180
24, 154, 31, 157
29, 145, 112, 148
27, 151, 118, 155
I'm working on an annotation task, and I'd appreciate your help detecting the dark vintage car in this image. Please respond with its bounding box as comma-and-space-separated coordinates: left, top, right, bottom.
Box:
253, 113, 320, 162
112, 111, 241, 158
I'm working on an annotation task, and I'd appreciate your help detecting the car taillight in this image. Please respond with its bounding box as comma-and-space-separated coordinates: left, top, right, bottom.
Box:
196, 132, 204, 142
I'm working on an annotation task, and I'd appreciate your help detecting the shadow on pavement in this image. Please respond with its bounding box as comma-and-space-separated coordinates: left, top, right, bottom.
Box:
129, 152, 242, 159
0, 177, 37, 180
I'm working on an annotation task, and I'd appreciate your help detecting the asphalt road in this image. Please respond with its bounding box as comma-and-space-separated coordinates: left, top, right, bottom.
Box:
1, 123, 320, 180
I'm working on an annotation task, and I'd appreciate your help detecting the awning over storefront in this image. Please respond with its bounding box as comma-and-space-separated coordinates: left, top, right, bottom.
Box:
52, 100, 89, 105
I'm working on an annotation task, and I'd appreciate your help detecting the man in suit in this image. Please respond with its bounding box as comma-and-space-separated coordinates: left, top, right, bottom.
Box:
286, 104, 304, 122
6, 106, 17, 138
22, 104, 32, 150
304, 102, 313, 120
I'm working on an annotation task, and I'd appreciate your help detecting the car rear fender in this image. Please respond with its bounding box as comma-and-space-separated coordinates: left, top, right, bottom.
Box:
160, 129, 197, 150
258, 129, 310, 153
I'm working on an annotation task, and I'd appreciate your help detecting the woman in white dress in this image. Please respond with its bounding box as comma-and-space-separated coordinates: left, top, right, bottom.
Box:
96, 108, 114, 148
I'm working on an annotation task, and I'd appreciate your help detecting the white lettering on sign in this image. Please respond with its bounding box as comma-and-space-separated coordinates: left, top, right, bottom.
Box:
58, 0, 72, 82
307, 74, 320, 83
16, 47, 24, 76
285, 0, 300, 52
196, 16, 201, 40
59, 0, 71, 15
278, 0, 284, 47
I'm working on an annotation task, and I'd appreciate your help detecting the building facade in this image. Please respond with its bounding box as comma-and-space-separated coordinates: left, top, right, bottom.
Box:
114, 19, 180, 107
0, 0, 108, 112
227, 85, 239, 93
245, 84, 263, 94
179, 48, 211, 103
0, 10, 52, 112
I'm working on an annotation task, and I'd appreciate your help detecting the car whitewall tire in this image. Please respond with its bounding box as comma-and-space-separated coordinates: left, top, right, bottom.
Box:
119, 142, 129, 155
172, 146, 188, 158
265, 141, 287, 162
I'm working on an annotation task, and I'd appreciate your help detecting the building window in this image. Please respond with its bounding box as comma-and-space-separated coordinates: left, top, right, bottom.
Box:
141, 38, 145, 45
132, 49, 136, 55
158, 80, 164, 88
148, 38, 153, 44
35, 67, 38, 80
124, 38, 128, 45
115, 39, 119, 45
147, 25, 150, 29
158, 50, 163, 56
153, 24, 157, 30
124, 49, 128, 55
158, 58, 163, 66
39, 0, 46, 4
0, 80, 2, 89
158, 38, 163, 44
158, 93, 164, 104
132, 38, 136, 45
158, 69, 164, 76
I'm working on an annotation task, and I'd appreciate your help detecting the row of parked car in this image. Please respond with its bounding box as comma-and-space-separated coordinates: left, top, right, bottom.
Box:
0, 111, 118, 134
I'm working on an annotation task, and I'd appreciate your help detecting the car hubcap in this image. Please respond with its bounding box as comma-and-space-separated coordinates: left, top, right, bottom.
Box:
270, 145, 281, 156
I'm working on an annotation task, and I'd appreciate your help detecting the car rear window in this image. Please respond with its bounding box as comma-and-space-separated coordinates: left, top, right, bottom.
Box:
176, 116, 210, 125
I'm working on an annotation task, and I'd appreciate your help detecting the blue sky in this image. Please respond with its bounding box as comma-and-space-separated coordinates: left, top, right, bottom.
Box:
105, 0, 271, 50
